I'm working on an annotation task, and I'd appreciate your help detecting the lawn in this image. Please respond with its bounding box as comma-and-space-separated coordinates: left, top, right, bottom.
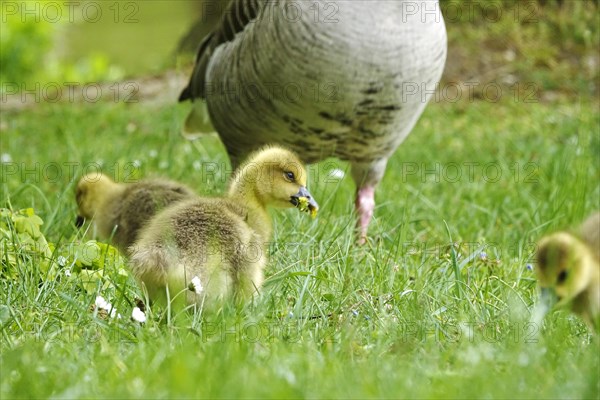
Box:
1, 1, 600, 399
1, 92, 598, 398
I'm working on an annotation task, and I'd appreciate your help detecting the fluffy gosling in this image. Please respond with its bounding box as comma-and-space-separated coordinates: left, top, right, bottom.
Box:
75, 173, 195, 252
129, 146, 318, 309
536, 212, 600, 330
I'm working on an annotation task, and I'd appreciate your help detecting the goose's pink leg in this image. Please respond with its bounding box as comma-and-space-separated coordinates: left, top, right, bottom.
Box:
355, 185, 375, 244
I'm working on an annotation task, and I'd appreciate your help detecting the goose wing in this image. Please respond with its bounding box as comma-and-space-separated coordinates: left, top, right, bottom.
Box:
179, 0, 261, 101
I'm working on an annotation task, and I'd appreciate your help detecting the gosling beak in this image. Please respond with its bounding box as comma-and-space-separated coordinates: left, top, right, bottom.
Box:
75, 215, 85, 228
290, 186, 319, 217
540, 287, 558, 310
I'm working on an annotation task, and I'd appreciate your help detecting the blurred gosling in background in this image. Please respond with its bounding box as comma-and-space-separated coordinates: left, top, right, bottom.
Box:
75, 173, 196, 252
536, 212, 600, 330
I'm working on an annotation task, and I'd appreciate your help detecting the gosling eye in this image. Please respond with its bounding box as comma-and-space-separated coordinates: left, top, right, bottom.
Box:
557, 270, 568, 284
284, 171, 295, 182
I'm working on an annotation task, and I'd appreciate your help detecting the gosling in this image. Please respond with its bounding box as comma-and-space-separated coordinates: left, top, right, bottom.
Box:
129, 146, 318, 309
536, 212, 600, 330
75, 173, 196, 252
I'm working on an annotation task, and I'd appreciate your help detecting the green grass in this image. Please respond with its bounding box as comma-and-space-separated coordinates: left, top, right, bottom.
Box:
1, 94, 598, 398
442, 0, 599, 101
2, 1, 600, 397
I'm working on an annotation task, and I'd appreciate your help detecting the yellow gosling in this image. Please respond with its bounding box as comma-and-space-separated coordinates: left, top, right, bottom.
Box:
536, 212, 600, 330
129, 146, 318, 309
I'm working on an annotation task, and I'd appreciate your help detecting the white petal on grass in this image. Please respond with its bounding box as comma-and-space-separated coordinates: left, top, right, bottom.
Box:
57, 256, 67, 267
328, 169, 346, 179
189, 276, 203, 294
64, 269, 71, 277
1, 153, 12, 163
95, 296, 110, 310
131, 307, 147, 323
94, 296, 121, 318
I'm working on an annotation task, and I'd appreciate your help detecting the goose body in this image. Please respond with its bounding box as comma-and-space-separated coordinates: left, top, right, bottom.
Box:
536, 212, 600, 330
75, 174, 196, 252
180, 0, 447, 238
129, 146, 318, 308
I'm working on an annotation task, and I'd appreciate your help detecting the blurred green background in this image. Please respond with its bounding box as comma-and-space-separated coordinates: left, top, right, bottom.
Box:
1, 0, 205, 85
1, 0, 598, 100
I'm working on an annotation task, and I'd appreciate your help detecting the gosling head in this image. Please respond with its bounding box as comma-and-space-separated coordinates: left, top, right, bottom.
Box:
231, 146, 319, 215
536, 232, 595, 308
75, 173, 120, 227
